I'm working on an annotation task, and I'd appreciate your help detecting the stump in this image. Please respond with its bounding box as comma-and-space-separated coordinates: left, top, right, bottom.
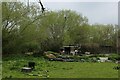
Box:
28, 62, 35, 70
21, 67, 32, 72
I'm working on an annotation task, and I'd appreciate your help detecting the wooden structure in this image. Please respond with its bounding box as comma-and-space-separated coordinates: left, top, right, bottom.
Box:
64, 46, 74, 54
62, 45, 79, 55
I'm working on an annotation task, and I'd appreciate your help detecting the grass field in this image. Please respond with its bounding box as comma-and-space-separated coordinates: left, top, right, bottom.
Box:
2, 55, 118, 78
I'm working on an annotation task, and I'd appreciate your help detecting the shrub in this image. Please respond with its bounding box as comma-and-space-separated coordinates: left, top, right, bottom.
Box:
99, 54, 106, 57
90, 54, 100, 57
73, 56, 90, 62
108, 54, 119, 62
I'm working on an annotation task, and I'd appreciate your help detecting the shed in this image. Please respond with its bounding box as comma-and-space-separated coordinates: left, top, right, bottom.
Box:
63, 45, 78, 55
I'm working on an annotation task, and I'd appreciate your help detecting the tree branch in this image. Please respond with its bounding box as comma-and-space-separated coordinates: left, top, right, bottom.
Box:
20, 16, 42, 33
38, 0, 45, 13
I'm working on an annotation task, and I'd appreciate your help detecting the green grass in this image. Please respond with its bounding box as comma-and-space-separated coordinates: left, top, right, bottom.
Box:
2, 55, 118, 78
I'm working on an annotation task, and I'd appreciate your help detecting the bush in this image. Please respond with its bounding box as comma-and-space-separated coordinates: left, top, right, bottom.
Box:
72, 56, 90, 62
99, 54, 106, 57
108, 54, 119, 62
90, 54, 100, 57
90, 54, 106, 57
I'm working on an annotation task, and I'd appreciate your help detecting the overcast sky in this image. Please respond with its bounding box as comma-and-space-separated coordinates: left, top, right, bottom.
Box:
8, 0, 119, 25
42, 2, 118, 25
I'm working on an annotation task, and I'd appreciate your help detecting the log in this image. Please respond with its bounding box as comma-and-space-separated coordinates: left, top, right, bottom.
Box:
21, 67, 32, 72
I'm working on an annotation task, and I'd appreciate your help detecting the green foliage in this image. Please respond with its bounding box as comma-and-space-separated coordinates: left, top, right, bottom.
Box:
2, 2, 118, 56
21, 42, 39, 53
2, 2, 42, 55
108, 54, 119, 62
90, 54, 107, 57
